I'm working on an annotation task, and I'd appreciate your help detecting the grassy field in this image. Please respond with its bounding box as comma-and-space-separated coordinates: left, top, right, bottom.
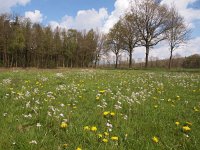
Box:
0, 69, 200, 150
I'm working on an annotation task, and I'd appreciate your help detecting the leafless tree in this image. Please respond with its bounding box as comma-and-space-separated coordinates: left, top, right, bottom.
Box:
106, 21, 124, 69
165, 5, 189, 69
121, 14, 140, 68
131, 0, 171, 68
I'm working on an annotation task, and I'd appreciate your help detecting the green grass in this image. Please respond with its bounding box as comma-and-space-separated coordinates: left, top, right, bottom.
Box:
0, 69, 200, 150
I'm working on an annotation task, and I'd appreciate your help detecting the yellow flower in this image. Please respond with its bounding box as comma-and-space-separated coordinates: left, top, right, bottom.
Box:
102, 138, 108, 143
175, 122, 180, 126
194, 107, 199, 112
103, 111, 110, 116
91, 126, 97, 132
99, 90, 106, 94
111, 136, 118, 141
76, 147, 82, 150
152, 136, 159, 143
154, 105, 158, 108
185, 122, 192, 126
110, 112, 115, 116
182, 126, 191, 132
63, 144, 68, 148
60, 122, 68, 128
84, 126, 90, 131
98, 134, 103, 138
96, 96, 100, 100
104, 132, 109, 136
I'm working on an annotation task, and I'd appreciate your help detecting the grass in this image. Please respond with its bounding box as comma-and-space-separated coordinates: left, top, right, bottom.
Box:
0, 69, 199, 150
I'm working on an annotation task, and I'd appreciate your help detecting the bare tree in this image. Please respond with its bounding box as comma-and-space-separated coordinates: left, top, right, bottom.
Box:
94, 31, 107, 68
131, 0, 171, 68
121, 14, 140, 68
106, 21, 124, 69
165, 5, 189, 69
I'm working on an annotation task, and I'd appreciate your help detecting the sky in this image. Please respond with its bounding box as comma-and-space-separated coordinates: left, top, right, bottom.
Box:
0, 0, 200, 61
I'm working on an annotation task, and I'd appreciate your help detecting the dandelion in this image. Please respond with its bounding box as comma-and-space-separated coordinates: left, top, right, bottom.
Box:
99, 90, 106, 94
76, 147, 82, 150
152, 136, 159, 143
91, 126, 97, 132
60, 122, 68, 128
98, 134, 103, 138
104, 132, 109, 136
111, 136, 118, 141
185, 122, 192, 126
84, 126, 90, 131
182, 126, 191, 132
194, 107, 199, 112
63, 144, 68, 148
110, 112, 115, 116
102, 138, 108, 143
175, 122, 180, 126
103, 111, 110, 116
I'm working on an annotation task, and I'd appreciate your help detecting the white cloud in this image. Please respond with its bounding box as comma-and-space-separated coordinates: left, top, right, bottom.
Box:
161, 0, 200, 28
102, 0, 132, 33
0, 0, 30, 13
49, 8, 108, 31
25, 10, 43, 23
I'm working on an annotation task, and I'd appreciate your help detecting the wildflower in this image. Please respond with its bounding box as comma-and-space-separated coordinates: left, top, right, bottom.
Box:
110, 112, 115, 116
152, 136, 159, 143
175, 122, 180, 126
60, 122, 68, 128
91, 126, 97, 132
76, 147, 82, 150
111, 136, 119, 141
84, 126, 90, 131
154, 105, 158, 108
98, 134, 103, 138
36, 123, 41, 127
186, 122, 192, 126
103, 111, 110, 116
96, 96, 100, 100
194, 107, 199, 112
29, 140, 37, 144
104, 132, 109, 136
182, 126, 191, 132
99, 90, 106, 94
102, 138, 108, 143
63, 144, 68, 148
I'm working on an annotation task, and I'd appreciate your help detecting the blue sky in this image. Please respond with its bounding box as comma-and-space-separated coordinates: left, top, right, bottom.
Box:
0, 0, 200, 60
11, 0, 115, 25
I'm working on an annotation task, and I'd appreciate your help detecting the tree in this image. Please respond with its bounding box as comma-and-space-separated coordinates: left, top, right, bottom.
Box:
94, 31, 107, 68
165, 6, 189, 69
121, 14, 140, 68
131, 0, 171, 68
106, 21, 124, 68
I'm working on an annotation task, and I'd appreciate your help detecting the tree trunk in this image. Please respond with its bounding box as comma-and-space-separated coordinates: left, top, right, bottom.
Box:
168, 49, 173, 69
129, 50, 132, 68
115, 54, 118, 69
145, 46, 150, 68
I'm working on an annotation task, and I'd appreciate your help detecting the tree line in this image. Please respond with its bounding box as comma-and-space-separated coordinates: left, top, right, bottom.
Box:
0, 0, 189, 69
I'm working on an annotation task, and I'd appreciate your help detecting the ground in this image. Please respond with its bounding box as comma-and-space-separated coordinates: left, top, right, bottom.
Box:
0, 69, 199, 150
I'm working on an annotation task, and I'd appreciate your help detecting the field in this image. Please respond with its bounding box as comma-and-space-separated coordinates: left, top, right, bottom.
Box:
0, 69, 200, 150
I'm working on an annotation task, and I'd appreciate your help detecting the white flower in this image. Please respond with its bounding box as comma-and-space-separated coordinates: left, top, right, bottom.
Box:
29, 140, 37, 144
36, 123, 41, 127
60, 113, 64, 117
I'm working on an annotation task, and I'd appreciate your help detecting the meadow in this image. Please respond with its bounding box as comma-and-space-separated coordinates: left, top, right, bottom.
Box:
0, 69, 199, 150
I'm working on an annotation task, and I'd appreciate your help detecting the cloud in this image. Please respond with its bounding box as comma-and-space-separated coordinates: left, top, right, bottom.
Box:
132, 37, 200, 61
25, 10, 43, 23
102, 0, 132, 33
49, 8, 108, 31
161, 0, 200, 28
0, 0, 30, 13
